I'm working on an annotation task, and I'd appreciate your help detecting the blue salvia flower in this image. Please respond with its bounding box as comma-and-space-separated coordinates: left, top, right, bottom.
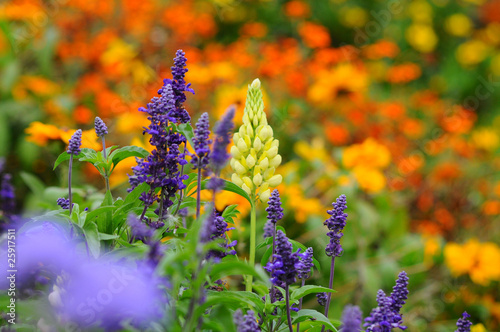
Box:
296, 247, 314, 279
233, 309, 261, 332
364, 290, 406, 331
340, 305, 363, 332
191, 112, 211, 170
200, 210, 237, 261
94, 117, 108, 137
390, 271, 409, 314
265, 230, 299, 286
211, 106, 235, 173
128, 214, 154, 242
56, 197, 70, 210
67, 129, 82, 155
1, 174, 15, 216
317, 292, 328, 306
455, 312, 472, 332
266, 189, 283, 224
163, 49, 193, 124
324, 194, 348, 257
263, 220, 274, 238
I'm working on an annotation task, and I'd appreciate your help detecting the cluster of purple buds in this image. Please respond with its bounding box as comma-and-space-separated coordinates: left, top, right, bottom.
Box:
317, 292, 328, 306
94, 117, 108, 137
263, 189, 283, 238
127, 214, 163, 266
200, 210, 237, 261
129, 51, 193, 213
341, 305, 363, 332
390, 271, 409, 314
233, 309, 261, 332
191, 112, 211, 170
295, 247, 314, 280
455, 312, 472, 332
163, 49, 194, 124
324, 194, 348, 257
210, 106, 235, 175
0, 172, 15, 223
265, 230, 299, 286
56, 198, 71, 210
67, 129, 82, 155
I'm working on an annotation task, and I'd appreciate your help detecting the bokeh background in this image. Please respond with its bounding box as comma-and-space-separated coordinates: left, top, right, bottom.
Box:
1, 0, 500, 330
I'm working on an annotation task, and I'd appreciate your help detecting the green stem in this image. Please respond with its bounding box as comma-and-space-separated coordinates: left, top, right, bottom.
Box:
246, 199, 257, 292
101, 136, 110, 192
196, 163, 202, 219
68, 155, 74, 215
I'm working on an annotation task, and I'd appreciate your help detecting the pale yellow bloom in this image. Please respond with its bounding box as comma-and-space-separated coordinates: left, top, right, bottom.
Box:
406, 24, 438, 53
445, 14, 472, 37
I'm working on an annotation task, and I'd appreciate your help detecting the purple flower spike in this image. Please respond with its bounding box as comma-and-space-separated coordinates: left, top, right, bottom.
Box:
163, 49, 193, 124
211, 106, 235, 172
317, 292, 328, 306
364, 290, 406, 331
200, 210, 237, 261
390, 271, 409, 313
191, 112, 211, 169
265, 230, 299, 286
455, 312, 472, 332
94, 117, 108, 137
1, 174, 15, 216
234, 309, 261, 332
296, 247, 314, 280
324, 194, 348, 257
56, 197, 71, 210
341, 305, 363, 332
67, 129, 82, 155
263, 220, 274, 238
266, 189, 283, 224
127, 214, 154, 242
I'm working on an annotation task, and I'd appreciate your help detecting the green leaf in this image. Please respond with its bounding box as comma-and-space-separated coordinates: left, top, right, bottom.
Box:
210, 260, 260, 280
124, 182, 149, 205
85, 206, 115, 224
19, 172, 45, 196
53, 148, 94, 170
174, 123, 195, 148
291, 309, 339, 331
256, 236, 273, 250
290, 286, 336, 302
98, 233, 120, 240
83, 222, 100, 258
109, 146, 149, 169
202, 179, 254, 208
195, 291, 265, 318
221, 204, 240, 224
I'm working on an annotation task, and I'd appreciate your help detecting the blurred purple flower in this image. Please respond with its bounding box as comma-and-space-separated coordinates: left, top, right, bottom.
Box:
191, 112, 211, 170
341, 305, 362, 332
211, 106, 235, 173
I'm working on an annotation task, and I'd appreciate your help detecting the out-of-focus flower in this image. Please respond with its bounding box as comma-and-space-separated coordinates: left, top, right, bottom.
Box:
284, 1, 310, 18
423, 236, 441, 266
444, 239, 500, 285
408, 0, 434, 24
325, 122, 350, 146
317, 292, 328, 306
471, 323, 487, 332
298, 22, 331, 49
278, 183, 323, 223
455, 312, 473, 332
364, 289, 406, 331
233, 309, 261, 332
340, 7, 368, 28
352, 166, 386, 193
60, 129, 101, 150
363, 40, 400, 60
294, 139, 329, 163
406, 24, 438, 53
343, 138, 391, 169
340, 304, 363, 332
211, 107, 235, 174
240, 22, 268, 38
295, 247, 314, 280
445, 14, 473, 37
387, 63, 422, 84
456, 40, 491, 67
25, 122, 63, 146
191, 113, 212, 170
471, 128, 499, 151
441, 107, 476, 134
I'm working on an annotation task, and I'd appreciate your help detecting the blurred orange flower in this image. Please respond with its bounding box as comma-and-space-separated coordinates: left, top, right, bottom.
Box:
298, 22, 330, 48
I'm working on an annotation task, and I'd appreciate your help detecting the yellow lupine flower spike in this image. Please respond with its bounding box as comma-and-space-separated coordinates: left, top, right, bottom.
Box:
230, 78, 282, 202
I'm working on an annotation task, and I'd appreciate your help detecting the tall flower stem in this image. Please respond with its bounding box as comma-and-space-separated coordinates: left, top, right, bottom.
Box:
173, 144, 187, 215
285, 285, 293, 332
246, 195, 257, 292
297, 278, 306, 331
321, 256, 336, 332
101, 136, 110, 192
68, 155, 74, 215
196, 161, 202, 219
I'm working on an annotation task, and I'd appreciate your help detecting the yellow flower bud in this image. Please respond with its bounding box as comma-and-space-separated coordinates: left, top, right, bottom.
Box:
233, 133, 240, 143
259, 126, 271, 141
267, 146, 278, 159
237, 138, 248, 152
246, 154, 256, 168
252, 116, 259, 127
268, 174, 282, 187
259, 189, 271, 202
271, 139, 279, 148
263, 167, 275, 180
259, 157, 269, 170
234, 161, 246, 175
260, 182, 269, 193
246, 124, 254, 138
230, 145, 241, 159
243, 113, 250, 124
242, 183, 252, 195
243, 177, 254, 190
239, 125, 246, 137
253, 137, 262, 152
231, 173, 244, 187
270, 154, 282, 168
251, 78, 261, 89
253, 173, 263, 186
253, 166, 262, 176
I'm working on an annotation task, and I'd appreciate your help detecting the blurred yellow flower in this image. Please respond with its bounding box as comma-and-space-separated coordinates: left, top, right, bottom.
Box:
60, 129, 101, 151
340, 7, 368, 28
406, 24, 438, 53
25, 122, 62, 146
342, 138, 391, 169
471, 324, 487, 332
445, 14, 472, 37
491, 54, 500, 76
13, 76, 60, 99
116, 111, 149, 135
278, 184, 323, 223
294, 139, 329, 163
456, 40, 490, 67
444, 239, 500, 285
423, 236, 441, 266
308, 63, 368, 104
109, 137, 149, 187
408, 0, 433, 24
471, 128, 499, 151
352, 166, 386, 193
